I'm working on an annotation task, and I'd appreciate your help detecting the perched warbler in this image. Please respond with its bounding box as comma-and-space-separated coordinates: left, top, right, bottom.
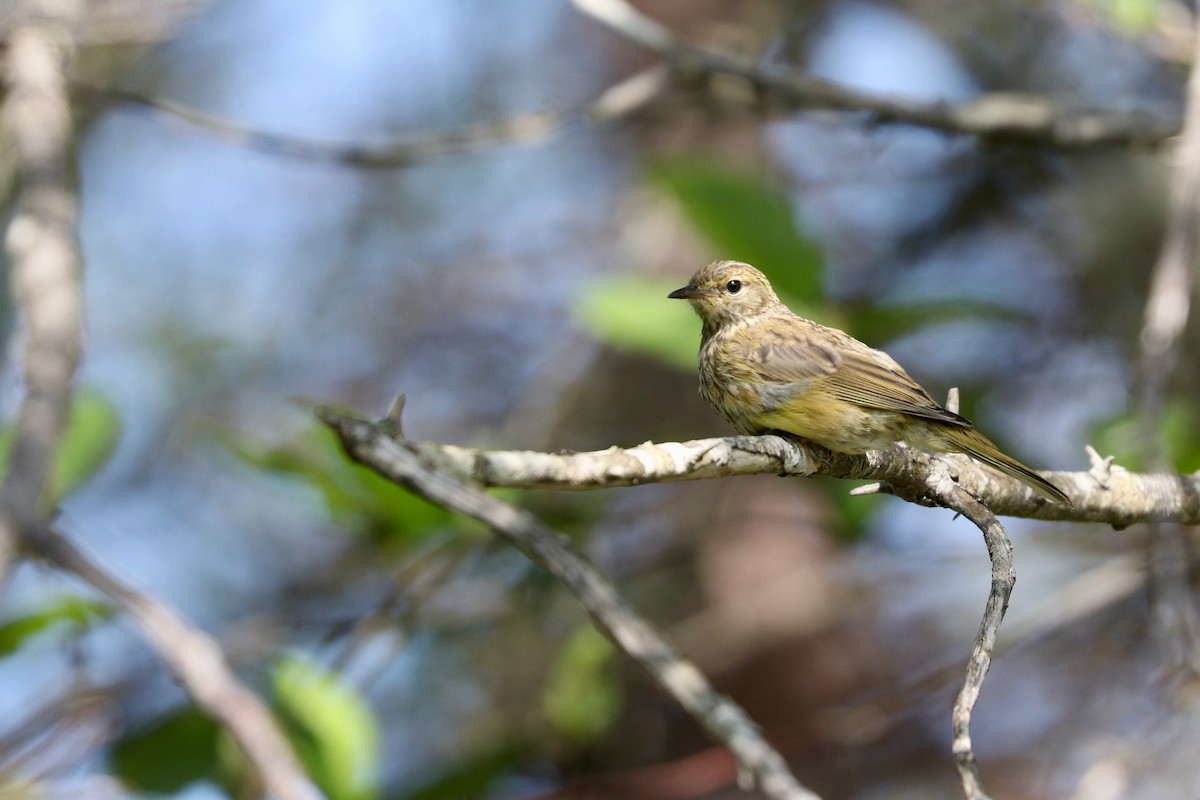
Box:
669, 260, 1069, 504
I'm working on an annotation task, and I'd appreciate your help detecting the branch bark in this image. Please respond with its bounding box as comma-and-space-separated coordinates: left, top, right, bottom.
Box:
319, 403, 822, 800
1135, 0, 1200, 670
25, 524, 325, 800
0, 0, 87, 579
404, 430, 1200, 527
571, 0, 1181, 147
317, 395, 1200, 800
72, 64, 669, 168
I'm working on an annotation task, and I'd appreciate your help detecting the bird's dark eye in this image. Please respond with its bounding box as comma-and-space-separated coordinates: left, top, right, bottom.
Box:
726, 280, 743, 294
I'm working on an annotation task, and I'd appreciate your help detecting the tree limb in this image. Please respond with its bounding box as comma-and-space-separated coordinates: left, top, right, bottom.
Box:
317, 394, 1200, 800
402, 428, 1199, 528
318, 403, 822, 800
0, 0, 87, 579
71, 64, 669, 168
1135, 0, 1200, 670
25, 523, 326, 800
571, 0, 1181, 147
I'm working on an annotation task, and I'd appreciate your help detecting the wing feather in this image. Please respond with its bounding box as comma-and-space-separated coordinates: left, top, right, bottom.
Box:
736, 318, 971, 428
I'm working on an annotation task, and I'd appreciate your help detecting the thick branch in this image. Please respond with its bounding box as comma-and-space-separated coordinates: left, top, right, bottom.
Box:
407, 431, 1200, 528
26, 524, 325, 800
319, 406, 820, 800
1, 0, 87, 577
571, 0, 1180, 147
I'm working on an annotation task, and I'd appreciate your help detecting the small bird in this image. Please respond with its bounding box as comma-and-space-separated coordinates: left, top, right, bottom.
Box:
668, 260, 1069, 503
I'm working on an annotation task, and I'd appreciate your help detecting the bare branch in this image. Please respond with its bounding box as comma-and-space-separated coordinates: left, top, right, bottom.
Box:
571, 0, 1181, 147
400, 430, 1199, 527
937, 479, 1013, 800
1135, 13, 1200, 671
25, 524, 325, 800
318, 407, 821, 800
0, 0, 87, 578
71, 65, 669, 168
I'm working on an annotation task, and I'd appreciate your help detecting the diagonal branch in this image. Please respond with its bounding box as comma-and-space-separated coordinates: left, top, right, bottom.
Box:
319, 403, 821, 800
571, 0, 1181, 147
25, 523, 325, 800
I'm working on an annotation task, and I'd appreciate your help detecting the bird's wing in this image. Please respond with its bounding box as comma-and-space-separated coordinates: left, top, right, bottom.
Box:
739, 320, 971, 428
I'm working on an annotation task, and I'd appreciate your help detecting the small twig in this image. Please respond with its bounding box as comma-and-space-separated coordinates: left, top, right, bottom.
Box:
934, 476, 1014, 800
318, 407, 821, 800
571, 0, 1181, 147
26, 524, 324, 800
0, 0, 87, 579
71, 64, 669, 169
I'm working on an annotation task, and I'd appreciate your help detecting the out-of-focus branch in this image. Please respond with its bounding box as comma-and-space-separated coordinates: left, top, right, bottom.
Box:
26, 524, 325, 800
1135, 14, 1200, 670
72, 64, 669, 168
319, 402, 822, 800
2, 5, 322, 798
571, 0, 1181, 147
0, 0, 87, 579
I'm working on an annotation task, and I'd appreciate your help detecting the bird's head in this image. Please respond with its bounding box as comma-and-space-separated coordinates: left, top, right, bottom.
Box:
668, 260, 783, 332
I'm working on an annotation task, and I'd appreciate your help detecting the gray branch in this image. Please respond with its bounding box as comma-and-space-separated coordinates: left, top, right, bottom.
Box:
408, 429, 1200, 527
26, 525, 326, 800
319, 403, 822, 800
1, 0, 87, 577
319, 394, 1200, 800
1135, 0, 1200, 669
571, 0, 1181, 147
72, 64, 669, 168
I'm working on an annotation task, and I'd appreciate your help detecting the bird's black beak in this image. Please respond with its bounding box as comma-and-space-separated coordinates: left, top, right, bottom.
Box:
668, 285, 699, 300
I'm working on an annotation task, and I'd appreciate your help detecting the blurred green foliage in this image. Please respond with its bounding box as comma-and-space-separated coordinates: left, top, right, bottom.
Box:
1092, 401, 1200, 473
576, 161, 828, 370
112, 709, 228, 794
1085, 0, 1160, 33
399, 745, 527, 800
0, 390, 120, 507
231, 425, 477, 546
0, 595, 111, 657
275, 654, 382, 800
651, 159, 824, 304
542, 625, 621, 744
574, 275, 699, 371
113, 657, 383, 800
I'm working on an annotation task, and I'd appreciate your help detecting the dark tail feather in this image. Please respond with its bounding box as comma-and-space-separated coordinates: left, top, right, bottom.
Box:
944, 428, 1071, 505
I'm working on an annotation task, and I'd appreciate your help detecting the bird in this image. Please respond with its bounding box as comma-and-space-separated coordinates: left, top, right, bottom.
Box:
668, 259, 1069, 504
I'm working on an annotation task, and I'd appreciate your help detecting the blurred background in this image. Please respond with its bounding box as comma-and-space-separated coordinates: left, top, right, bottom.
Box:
1, 0, 1198, 798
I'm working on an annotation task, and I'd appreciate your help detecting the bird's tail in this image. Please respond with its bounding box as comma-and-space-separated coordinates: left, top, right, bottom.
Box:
936, 426, 1070, 505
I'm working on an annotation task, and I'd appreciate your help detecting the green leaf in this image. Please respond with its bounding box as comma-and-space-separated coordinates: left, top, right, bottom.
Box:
1085, 0, 1158, 32
1092, 401, 1200, 474
542, 626, 622, 744
0, 390, 120, 505
50, 390, 121, 503
274, 655, 381, 800
112, 708, 223, 794
230, 425, 460, 545
0, 596, 112, 657
653, 159, 824, 303
574, 275, 700, 370
399, 745, 525, 800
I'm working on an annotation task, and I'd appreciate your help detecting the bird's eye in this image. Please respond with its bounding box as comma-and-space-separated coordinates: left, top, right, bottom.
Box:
726, 280, 743, 294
